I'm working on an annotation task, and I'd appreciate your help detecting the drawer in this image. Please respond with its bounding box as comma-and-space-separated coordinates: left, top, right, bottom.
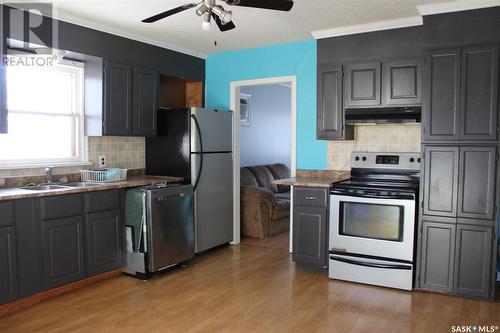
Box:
39, 194, 82, 220
294, 187, 328, 207
85, 190, 120, 213
0, 201, 14, 227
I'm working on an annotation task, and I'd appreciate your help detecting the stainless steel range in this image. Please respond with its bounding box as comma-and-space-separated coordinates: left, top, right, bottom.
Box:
329, 152, 421, 290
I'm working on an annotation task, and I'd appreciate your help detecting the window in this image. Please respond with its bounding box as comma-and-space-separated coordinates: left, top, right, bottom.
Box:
0, 61, 86, 166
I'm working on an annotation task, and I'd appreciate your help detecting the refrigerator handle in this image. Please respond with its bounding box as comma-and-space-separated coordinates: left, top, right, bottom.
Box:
191, 114, 204, 191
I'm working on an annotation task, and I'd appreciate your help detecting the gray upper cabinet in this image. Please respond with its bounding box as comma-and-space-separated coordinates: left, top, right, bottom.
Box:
460, 45, 499, 141
419, 219, 455, 293
42, 216, 86, 289
454, 224, 492, 298
85, 209, 122, 276
0, 64, 7, 134
382, 58, 422, 106
104, 61, 133, 136
133, 66, 159, 137
423, 146, 459, 217
423, 49, 461, 141
457, 147, 496, 220
344, 62, 381, 108
423, 45, 499, 142
317, 65, 353, 140
0, 227, 18, 305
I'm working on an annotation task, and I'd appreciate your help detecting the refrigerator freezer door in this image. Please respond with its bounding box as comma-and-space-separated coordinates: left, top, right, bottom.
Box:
192, 152, 234, 253
191, 108, 233, 153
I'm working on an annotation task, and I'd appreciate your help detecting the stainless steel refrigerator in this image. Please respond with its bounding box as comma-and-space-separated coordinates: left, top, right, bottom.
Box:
146, 107, 234, 253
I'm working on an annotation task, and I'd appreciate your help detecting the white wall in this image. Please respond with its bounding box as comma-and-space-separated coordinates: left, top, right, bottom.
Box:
240, 83, 291, 168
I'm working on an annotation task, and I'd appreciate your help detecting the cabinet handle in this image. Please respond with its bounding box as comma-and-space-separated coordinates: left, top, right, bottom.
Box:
305, 196, 316, 200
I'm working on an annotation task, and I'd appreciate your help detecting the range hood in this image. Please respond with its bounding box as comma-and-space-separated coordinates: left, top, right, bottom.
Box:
345, 107, 421, 124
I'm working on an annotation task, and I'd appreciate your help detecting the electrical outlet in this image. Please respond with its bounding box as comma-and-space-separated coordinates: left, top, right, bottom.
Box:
98, 155, 107, 168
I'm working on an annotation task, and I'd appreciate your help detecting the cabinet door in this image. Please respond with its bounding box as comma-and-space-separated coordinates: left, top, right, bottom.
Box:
419, 220, 455, 293
103, 61, 133, 135
133, 66, 159, 136
460, 45, 499, 141
0, 64, 7, 134
0, 227, 17, 305
382, 58, 422, 106
42, 216, 85, 289
317, 65, 353, 140
423, 146, 459, 217
423, 49, 461, 141
454, 224, 492, 299
344, 62, 381, 108
457, 147, 496, 220
85, 210, 123, 276
292, 206, 327, 268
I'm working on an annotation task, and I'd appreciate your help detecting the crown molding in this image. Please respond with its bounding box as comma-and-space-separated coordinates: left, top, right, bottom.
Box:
311, 16, 423, 40
417, 0, 500, 16
50, 9, 208, 59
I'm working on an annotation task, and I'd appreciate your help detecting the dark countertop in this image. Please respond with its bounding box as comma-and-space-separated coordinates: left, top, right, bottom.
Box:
272, 171, 350, 188
0, 175, 184, 201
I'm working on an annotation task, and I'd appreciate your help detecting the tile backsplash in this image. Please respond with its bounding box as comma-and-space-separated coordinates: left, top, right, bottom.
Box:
0, 136, 145, 179
327, 124, 421, 171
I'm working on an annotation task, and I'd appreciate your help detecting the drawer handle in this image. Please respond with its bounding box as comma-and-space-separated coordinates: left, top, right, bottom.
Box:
305, 196, 316, 200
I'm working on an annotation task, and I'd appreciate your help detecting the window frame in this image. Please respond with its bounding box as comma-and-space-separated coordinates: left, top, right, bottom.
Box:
0, 59, 89, 168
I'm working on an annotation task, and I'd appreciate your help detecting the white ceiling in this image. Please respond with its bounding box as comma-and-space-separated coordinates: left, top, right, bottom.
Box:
48, 0, 500, 58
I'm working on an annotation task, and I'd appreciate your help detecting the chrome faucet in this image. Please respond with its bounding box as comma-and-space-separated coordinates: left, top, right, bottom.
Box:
44, 166, 54, 184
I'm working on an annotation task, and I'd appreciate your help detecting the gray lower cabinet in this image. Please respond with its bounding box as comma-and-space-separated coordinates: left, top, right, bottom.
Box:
419, 219, 456, 293
423, 146, 459, 217
317, 64, 353, 140
41, 216, 86, 289
454, 224, 493, 298
457, 146, 496, 220
292, 187, 328, 269
85, 209, 122, 276
0, 227, 18, 304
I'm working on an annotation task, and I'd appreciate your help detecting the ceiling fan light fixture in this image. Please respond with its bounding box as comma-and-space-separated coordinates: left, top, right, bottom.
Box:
201, 11, 212, 31
196, 4, 209, 16
212, 5, 232, 24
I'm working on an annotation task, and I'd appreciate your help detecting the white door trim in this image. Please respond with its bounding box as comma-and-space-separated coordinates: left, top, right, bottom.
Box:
229, 75, 297, 246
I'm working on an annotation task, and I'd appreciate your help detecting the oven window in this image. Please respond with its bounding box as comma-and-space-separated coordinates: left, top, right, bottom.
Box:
339, 202, 404, 241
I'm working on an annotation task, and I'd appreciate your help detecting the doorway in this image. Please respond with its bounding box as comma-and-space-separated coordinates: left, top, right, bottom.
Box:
230, 76, 297, 249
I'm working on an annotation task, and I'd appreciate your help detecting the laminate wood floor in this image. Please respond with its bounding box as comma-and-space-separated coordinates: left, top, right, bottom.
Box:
1, 244, 499, 333
240, 231, 289, 251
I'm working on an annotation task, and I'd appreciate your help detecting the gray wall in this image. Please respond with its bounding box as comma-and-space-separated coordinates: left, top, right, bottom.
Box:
240, 83, 291, 168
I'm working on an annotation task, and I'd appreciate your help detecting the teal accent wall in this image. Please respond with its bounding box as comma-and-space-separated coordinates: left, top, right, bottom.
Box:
205, 40, 327, 170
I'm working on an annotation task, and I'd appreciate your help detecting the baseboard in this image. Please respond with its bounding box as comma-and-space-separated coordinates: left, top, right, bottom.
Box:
0, 269, 122, 317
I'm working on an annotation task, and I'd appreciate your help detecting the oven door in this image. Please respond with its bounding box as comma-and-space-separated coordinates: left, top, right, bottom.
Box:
329, 194, 415, 261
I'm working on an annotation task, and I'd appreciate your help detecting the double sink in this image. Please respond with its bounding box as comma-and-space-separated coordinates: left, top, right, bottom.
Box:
20, 182, 107, 191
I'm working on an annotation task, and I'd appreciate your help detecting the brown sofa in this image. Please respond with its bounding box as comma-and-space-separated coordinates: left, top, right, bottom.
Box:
240, 163, 291, 239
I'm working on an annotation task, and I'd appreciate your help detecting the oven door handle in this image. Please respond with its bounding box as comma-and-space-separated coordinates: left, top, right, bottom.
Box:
330, 191, 415, 200
330, 255, 412, 270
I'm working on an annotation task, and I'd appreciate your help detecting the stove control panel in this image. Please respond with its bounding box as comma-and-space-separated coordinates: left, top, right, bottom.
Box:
351, 152, 421, 170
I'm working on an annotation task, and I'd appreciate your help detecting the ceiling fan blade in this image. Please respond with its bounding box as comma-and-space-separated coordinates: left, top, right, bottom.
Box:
224, 0, 293, 11
211, 12, 236, 32
142, 3, 197, 23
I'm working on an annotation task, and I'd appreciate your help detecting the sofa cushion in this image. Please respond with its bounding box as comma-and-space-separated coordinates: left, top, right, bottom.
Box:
247, 166, 278, 193
272, 200, 290, 220
265, 163, 291, 193
274, 191, 290, 201
241, 168, 258, 187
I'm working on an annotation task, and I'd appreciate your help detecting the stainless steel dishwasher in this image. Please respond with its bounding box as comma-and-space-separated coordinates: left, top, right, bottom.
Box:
124, 183, 194, 279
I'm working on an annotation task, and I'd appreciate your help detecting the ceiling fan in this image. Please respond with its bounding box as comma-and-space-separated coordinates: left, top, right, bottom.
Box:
142, 0, 294, 32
